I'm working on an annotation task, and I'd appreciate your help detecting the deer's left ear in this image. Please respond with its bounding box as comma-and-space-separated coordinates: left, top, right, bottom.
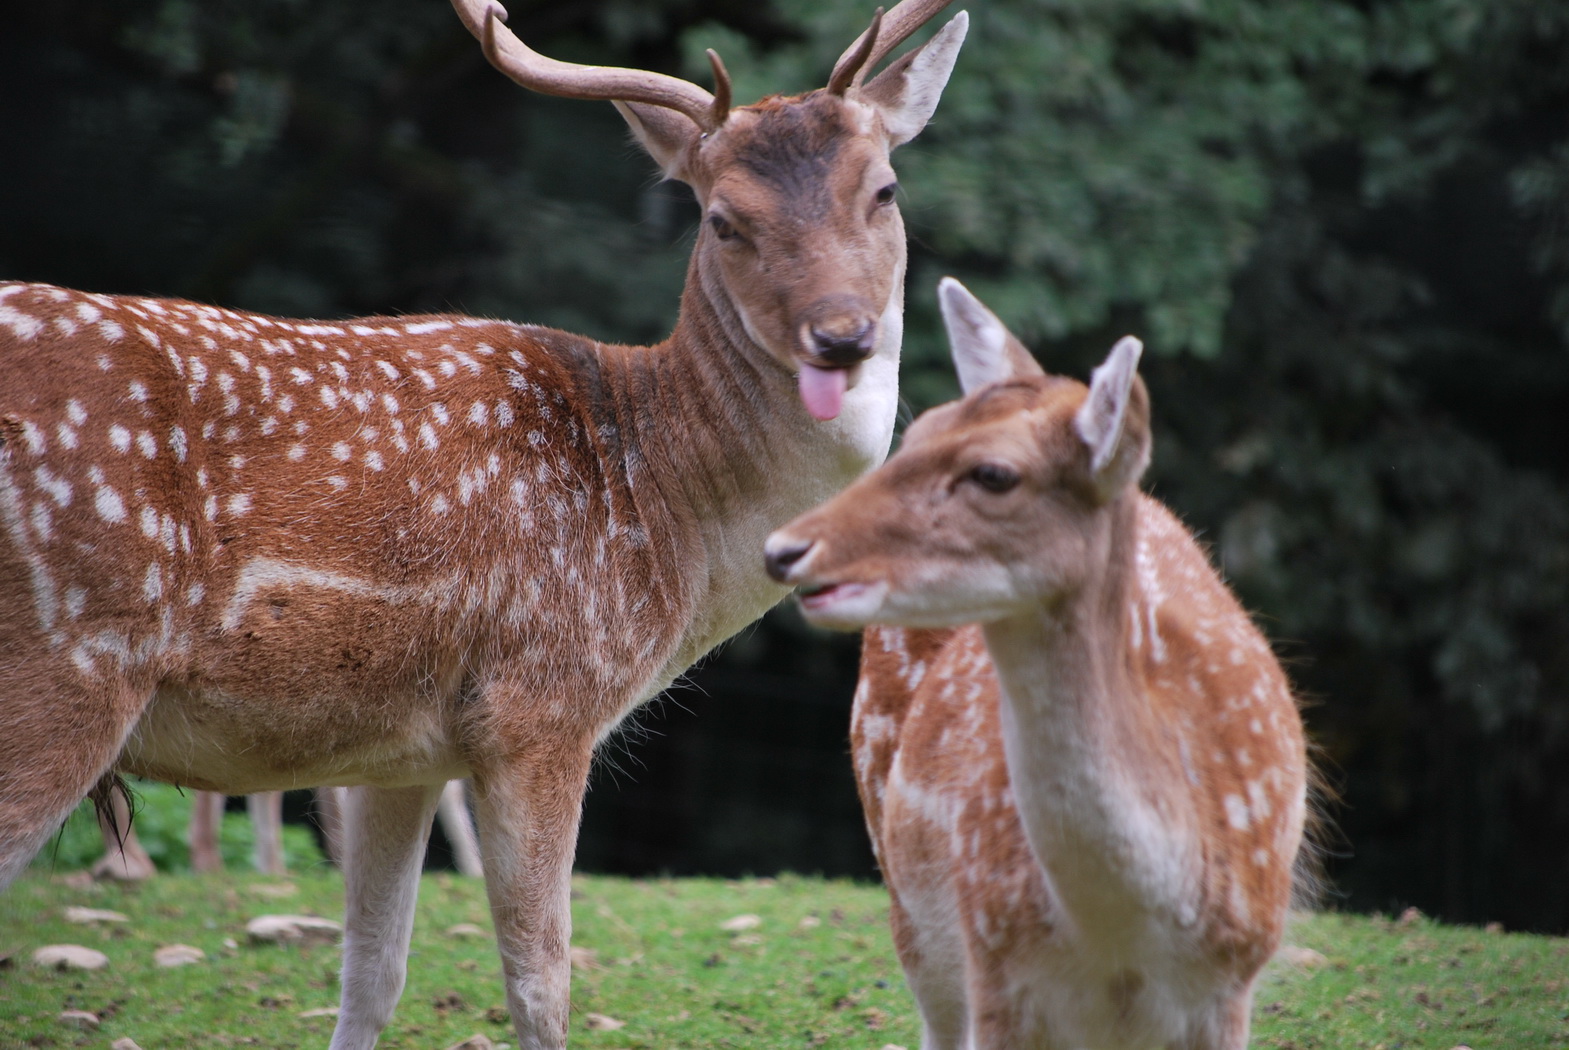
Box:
859, 12, 968, 147
614, 101, 702, 183
1074, 336, 1151, 501
938, 277, 1044, 394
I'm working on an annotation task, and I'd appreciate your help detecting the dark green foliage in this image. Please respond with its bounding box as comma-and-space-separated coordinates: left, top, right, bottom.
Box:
4, 0, 1566, 931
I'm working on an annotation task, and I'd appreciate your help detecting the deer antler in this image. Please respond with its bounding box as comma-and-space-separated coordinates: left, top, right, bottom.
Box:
829, 0, 957, 93
452, 0, 725, 132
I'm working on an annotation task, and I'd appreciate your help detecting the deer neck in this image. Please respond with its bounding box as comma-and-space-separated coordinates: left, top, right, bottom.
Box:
979, 497, 1203, 938
620, 249, 906, 673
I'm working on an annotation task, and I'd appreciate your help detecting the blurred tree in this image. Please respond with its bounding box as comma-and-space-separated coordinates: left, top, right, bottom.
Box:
3, 0, 1566, 931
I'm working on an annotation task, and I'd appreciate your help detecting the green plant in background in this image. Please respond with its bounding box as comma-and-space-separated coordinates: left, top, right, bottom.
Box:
32, 782, 324, 875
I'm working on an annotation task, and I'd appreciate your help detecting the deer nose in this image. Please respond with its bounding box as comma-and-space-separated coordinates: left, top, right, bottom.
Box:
764, 536, 815, 583
808, 317, 876, 366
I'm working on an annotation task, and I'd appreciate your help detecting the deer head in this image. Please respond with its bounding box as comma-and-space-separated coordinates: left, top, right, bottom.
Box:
764, 277, 1151, 627
449, 0, 968, 420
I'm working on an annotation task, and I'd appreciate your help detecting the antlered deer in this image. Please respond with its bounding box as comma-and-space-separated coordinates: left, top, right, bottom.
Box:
764, 280, 1310, 1049
0, 1, 967, 1045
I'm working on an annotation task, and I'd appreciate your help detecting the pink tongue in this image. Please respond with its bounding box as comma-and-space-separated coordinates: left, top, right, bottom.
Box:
798, 365, 849, 421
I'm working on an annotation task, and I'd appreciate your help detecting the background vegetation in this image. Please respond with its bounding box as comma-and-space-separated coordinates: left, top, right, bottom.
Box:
4, 0, 1567, 932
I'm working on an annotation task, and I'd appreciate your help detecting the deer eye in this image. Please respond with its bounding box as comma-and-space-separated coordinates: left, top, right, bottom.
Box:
874, 182, 898, 206
708, 214, 741, 241
968, 462, 1020, 493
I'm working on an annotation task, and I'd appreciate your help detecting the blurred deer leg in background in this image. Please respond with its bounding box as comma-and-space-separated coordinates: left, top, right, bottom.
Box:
249, 791, 287, 876
89, 788, 156, 882
438, 780, 483, 877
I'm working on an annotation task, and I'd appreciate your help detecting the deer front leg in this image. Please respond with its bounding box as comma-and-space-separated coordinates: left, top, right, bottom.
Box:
473, 741, 595, 1050
329, 782, 445, 1050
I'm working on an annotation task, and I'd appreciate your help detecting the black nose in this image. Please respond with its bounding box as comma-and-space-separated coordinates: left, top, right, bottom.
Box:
809, 318, 875, 366
764, 538, 813, 583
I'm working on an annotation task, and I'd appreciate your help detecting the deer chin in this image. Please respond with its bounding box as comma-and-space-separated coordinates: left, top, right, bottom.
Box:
798, 363, 856, 421
795, 578, 889, 630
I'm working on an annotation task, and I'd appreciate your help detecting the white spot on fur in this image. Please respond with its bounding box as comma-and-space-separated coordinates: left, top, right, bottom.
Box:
95, 486, 126, 523
1223, 794, 1251, 831
142, 562, 164, 602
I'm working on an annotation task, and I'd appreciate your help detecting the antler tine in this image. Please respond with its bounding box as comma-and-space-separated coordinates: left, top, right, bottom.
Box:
452, 0, 721, 132
706, 48, 732, 127
827, 8, 882, 96
830, 0, 958, 91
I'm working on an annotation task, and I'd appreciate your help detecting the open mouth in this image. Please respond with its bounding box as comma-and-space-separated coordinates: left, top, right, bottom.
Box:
794, 579, 887, 627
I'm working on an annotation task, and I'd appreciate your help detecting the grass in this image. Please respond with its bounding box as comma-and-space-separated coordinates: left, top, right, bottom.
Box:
1, 868, 1565, 1049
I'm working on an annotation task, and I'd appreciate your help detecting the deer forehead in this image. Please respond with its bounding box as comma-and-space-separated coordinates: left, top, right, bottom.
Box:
902, 378, 1088, 466
699, 95, 889, 214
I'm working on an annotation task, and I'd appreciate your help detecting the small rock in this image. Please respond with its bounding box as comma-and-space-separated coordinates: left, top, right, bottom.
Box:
57, 1010, 100, 1030
247, 882, 298, 899
719, 914, 761, 932
1276, 945, 1329, 968
154, 943, 206, 967
446, 922, 489, 939
246, 914, 344, 945
298, 1007, 339, 1019
59, 870, 97, 891
63, 906, 130, 924
111, 1039, 145, 1050
583, 1013, 626, 1031
32, 944, 109, 970
798, 915, 822, 929
442, 1035, 495, 1050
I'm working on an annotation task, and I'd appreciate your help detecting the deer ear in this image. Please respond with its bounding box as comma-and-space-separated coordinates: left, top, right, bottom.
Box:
614, 101, 701, 182
858, 12, 968, 148
1074, 336, 1151, 500
938, 277, 1045, 394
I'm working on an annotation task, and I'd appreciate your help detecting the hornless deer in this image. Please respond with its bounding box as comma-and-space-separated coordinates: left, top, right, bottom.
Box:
764, 280, 1310, 1049
0, 1, 967, 1045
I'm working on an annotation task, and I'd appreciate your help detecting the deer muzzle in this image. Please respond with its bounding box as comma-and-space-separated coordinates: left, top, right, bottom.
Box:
796, 297, 879, 422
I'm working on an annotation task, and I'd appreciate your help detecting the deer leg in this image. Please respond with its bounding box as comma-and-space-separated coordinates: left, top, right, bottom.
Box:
249, 791, 287, 875
188, 791, 226, 873
314, 785, 348, 868
1170, 989, 1254, 1050
473, 742, 595, 1050
90, 787, 157, 881
886, 887, 967, 1050
437, 779, 484, 877
328, 782, 444, 1050
0, 670, 148, 889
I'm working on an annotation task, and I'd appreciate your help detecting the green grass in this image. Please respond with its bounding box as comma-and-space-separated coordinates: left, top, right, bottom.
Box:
2, 869, 1565, 1049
